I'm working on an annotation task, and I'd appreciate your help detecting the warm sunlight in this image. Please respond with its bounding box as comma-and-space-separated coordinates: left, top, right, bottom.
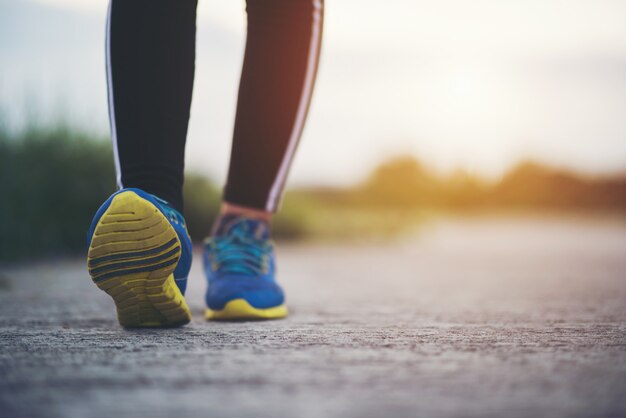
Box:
426, 62, 509, 133
4, 0, 626, 184
3, 2, 626, 416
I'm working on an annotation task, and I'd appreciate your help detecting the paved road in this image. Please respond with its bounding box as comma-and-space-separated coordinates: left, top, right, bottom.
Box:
1, 217, 625, 418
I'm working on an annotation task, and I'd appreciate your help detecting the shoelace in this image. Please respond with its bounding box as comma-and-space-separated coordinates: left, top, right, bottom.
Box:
206, 223, 271, 276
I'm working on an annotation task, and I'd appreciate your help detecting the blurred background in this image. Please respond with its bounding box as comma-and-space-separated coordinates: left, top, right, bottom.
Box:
1, 0, 625, 261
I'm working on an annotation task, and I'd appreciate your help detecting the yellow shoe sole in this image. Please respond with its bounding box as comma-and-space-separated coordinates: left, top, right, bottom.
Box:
205, 299, 288, 321
87, 191, 191, 328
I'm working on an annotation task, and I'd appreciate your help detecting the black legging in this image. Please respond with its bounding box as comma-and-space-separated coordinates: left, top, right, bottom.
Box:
106, 0, 323, 213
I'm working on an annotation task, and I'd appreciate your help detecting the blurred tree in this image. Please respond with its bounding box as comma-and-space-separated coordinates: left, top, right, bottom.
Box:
2, 126, 625, 263
0, 125, 116, 261
358, 156, 440, 207
183, 174, 220, 241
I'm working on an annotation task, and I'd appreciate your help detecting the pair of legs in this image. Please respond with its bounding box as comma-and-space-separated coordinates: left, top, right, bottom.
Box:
107, 0, 324, 216
87, 0, 324, 327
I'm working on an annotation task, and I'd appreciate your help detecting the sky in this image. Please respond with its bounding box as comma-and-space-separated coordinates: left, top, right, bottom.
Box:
1, 0, 626, 186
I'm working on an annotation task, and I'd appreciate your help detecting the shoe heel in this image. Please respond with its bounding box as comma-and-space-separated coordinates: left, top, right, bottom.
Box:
87, 191, 191, 327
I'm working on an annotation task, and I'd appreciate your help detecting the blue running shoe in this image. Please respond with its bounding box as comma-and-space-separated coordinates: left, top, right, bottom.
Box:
86, 188, 192, 327
203, 215, 287, 320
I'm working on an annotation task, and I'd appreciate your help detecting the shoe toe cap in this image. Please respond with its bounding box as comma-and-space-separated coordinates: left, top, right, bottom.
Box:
206, 278, 284, 310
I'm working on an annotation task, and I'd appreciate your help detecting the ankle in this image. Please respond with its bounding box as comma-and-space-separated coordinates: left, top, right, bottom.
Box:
219, 202, 272, 223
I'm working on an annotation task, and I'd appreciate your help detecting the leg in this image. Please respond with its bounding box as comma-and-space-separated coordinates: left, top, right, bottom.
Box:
203, 0, 324, 321
223, 0, 324, 215
107, 0, 197, 213
86, 0, 197, 328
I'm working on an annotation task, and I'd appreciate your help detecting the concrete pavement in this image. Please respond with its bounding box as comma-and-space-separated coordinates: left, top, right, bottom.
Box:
1, 217, 625, 417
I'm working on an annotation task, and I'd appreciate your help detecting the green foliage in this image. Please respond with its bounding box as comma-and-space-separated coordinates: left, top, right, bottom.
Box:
0, 125, 227, 262
0, 124, 116, 261
2, 123, 624, 263
0, 123, 325, 262
358, 156, 441, 207
182, 174, 220, 241
350, 156, 626, 212
489, 161, 626, 210
272, 191, 318, 240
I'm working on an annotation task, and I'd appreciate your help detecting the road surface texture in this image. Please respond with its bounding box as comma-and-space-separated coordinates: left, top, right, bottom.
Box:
1, 217, 625, 418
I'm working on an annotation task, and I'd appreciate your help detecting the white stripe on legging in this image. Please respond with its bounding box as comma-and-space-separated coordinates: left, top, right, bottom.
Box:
106, 0, 123, 189
266, 0, 323, 211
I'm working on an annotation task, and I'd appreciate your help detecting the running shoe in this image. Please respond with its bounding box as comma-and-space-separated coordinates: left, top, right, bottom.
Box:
86, 188, 192, 327
203, 215, 287, 320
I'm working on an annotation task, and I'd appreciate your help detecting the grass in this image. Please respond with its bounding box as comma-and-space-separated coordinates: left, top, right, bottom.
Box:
2, 122, 625, 262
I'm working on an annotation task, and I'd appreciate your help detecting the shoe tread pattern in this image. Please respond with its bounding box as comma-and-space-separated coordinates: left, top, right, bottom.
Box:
87, 191, 191, 328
